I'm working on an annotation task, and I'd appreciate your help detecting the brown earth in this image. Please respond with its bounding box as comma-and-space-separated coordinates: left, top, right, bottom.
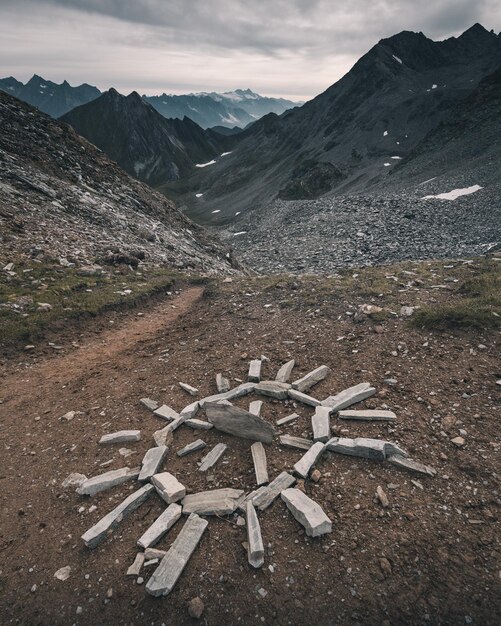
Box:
0, 263, 500, 626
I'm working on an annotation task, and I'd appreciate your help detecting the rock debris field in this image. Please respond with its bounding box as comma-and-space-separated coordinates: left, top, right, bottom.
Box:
63, 358, 436, 601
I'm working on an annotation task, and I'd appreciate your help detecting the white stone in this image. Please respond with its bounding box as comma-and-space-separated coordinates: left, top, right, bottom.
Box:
279, 435, 313, 451
137, 503, 182, 549
179, 382, 198, 396
151, 472, 186, 503
140, 398, 159, 411
199, 383, 256, 407
293, 441, 326, 478
322, 383, 375, 412
198, 442, 227, 471
152, 424, 174, 447
246, 501, 264, 568
153, 405, 179, 421
387, 454, 436, 476
252, 472, 296, 511
292, 365, 329, 392
276, 413, 299, 426
281, 488, 332, 537
77, 467, 140, 495
288, 389, 321, 407
54, 566, 71, 581
326, 437, 407, 460
184, 418, 213, 430
127, 552, 145, 577
176, 439, 207, 457
144, 548, 166, 560
251, 442, 269, 486
338, 409, 397, 421
99, 430, 141, 444
181, 488, 245, 515
312, 406, 331, 442
179, 401, 200, 420
275, 359, 295, 383
138, 446, 168, 482
249, 400, 263, 416
61, 472, 87, 489
255, 381, 291, 400
216, 373, 231, 393
248, 359, 262, 382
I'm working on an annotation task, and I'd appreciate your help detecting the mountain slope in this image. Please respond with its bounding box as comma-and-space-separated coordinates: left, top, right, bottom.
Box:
0, 90, 238, 274
0, 74, 100, 117
61, 89, 234, 186
171, 24, 501, 224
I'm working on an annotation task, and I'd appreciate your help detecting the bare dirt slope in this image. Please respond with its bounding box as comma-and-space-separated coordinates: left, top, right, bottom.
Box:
0, 262, 499, 625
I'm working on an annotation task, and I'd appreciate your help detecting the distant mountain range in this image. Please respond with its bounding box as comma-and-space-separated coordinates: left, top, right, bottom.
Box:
0, 76, 300, 128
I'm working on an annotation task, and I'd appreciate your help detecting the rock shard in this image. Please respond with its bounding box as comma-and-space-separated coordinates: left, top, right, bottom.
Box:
179, 382, 198, 396
293, 441, 327, 478
137, 503, 182, 549
205, 402, 275, 443
338, 409, 397, 421
252, 471, 296, 511
326, 437, 407, 461
288, 389, 321, 407
255, 380, 291, 400
281, 488, 332, 537
153, 405, 179, 421
99, 430, 141, 445
275, 359, 295, 383
246, 501, 264, 568
199, 442, 227, 472
181, 488, 245, 515
279, 435, 314, 451
387, 453, 436, 476
146, 513, 208, 597
322, 382, 375, 412
249, 400, 263, 416
312, 406, 331, 442
151, 472, 186, 503
77, 467, 140, 496
248, 359, 262, 382
216, 373, 230, 393
276, 413, 299, 426
81, 483, 154, 548
176, 439, 207, 457
199, 383, 256, 407
292, 365, 329, 392
251, 441, 269, 486
140, 398, 159, 411
184, 418, 213, 430
138, 446, 168, 482
127, 552, 145, 577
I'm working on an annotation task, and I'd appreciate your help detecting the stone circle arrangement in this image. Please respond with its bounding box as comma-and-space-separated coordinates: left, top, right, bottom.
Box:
64, 359, 436, 598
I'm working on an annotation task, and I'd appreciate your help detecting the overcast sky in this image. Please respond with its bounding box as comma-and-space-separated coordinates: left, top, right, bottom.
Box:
1, 0, 500, 101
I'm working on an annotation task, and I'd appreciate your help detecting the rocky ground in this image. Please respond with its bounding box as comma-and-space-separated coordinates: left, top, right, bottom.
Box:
220, 186, 500, 273
0, 258, 499, 625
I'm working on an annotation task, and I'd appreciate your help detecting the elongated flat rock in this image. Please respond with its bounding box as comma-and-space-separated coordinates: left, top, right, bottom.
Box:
275, 359, 295, 383
322, 383, 375, 412
153, 405, 179, 421
205, 403, 275, 443
248, 359, 262, 382
152, 472, 186, 503
199, 383, 256, 407
238, 486, 268, 512
179, 382, 198, 396
140, 398, 159, 411
127, 552, 145, 577
249, 400, 263, 416
199, 442, 227, 472
338, 409, 397, 421
251, 442, 269, 486
288, 389, 321, 407
252, 471, 296, 511
294, 441, 327, 478
146, 513, 208, 597
276, 413, 299, 426
281, 488, 332, 537
279, 435, 314, 451
246, 501, 264, 567
182, 488, 245, 515
387, 454, 436, 476
153, 424, 174, 447
99, 430, 141, 444
255, 381, 291, 400
292, 365, 329, 392
139, 446, 168, 482
326, 437, 407, 460
216, 373, 230, 393
81, 483, 154, 548
177, 439, 207, 457
145, 548, 166, 560
312, 406, 331, 442
184, 418, 213, 430
179, 401, 200, 420
77, 467, 140, 495
137, 503, 183, 549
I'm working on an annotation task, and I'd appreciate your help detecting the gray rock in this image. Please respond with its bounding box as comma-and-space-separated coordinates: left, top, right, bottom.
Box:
99, 430, 141, 444
179, 382, 199, 396
144, 548, 167, 560
184, 418, 213, 430
176, 439, 207, 457
255, 380, 291, 400
279, 435, 314, 451
326, 437, 407, 460
322, 383, 375, 412
181, 488, 245, 515
252, 471, 296, 511
138, 446, 168, 482
292, 365, 329, 392
61, 472, 87, 489
251, 441, 269, 486
153, 405, 179, 421
152, 424, 174, 447
249, 400, 263, 416
137, 503, 183, 549
248, 359, 262, 382
288, 389, 321, 407
276, 413, 299, 426
312, 406, 331, 442
338, 409, 397, 421
81, 484, 154, 548
387, 454, 436, 476
199, 383, 256, 407
205, 402, 275, 443
293, 441, 327, 478
179, 401, 200, 420
127, 552, 145, 577
140, 398, 159, 411
237, 486, 268, 512
216, 373, 230, 393
77, 467, 140, 495
151, 472, 186, 503
246, 501, 264, 568
275, 359, 295, 383
146, 513, 208, 597
198, 442, 227, 471
281, 488, 332, 537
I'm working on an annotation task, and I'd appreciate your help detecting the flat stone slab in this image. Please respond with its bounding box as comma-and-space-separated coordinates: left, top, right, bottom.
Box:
199, 383, 256, 407
139, 446, 168, 482
99, 430, 141, 444
281, 488, 332, 537
248, 359, 262, 382
144, 548, 166, 560
184, 418, 213, 430
199, 442, 227, 472
288, 389, 321, 407
322, 382, 375, 412
141, 398, 159, 411
81, 483, 154, 548
312, 406, 331, 442
276, 413, 299, 426
249, 400, 263, 416
127, 552, 145, 577
179, 382, 198, 396
176, 439, 207, 457
246, 501, 264, 568
326, 437, 407, 461
293, 441, 327, 478
279, 435, 314, 451
251, 442, 269, 486
292, 365, 329, 392
338, 409, 397, 421
153, 424, 174, 447
182, 488, 245, 515
179, 401, 200, 420
216, 373, 231, 393
153, 405, 179, 421
275, 359, 295, 383
255, 381, 291, 400
146, 513, 208, 597
205, 403, 275, 443
137, 503, 183, 549
77, 467, 140, 495
238, 486, 268, 512
387, 453, 436, 476
252, 471, 296, 511
151, 472, 186, 503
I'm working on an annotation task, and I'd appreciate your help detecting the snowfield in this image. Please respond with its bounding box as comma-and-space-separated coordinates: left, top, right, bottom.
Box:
421, 185, 483, 201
